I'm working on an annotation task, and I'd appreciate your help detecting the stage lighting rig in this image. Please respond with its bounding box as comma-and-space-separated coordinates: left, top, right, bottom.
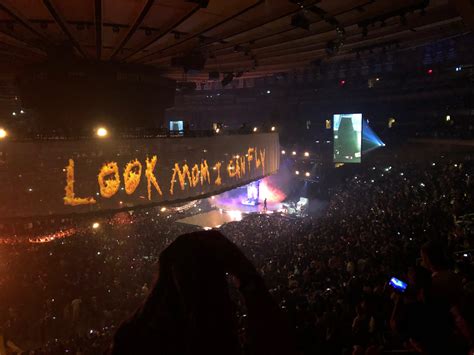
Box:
362, 26, 368, 37
357, 0, 429, 33
307, 4, 326, 19
209, 71, 219, 80
233, 45, 244, 53
186, 0, 209, 8
326, 40, 342, 56
221, 72, 234, 87
171, 52, 206, 72
172, 30, 185, 40
291, 13, 310, 30
176, 81, 197, 93
400, 13, 407, 25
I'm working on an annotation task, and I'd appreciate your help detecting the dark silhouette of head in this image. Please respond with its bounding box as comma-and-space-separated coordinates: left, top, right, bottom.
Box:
110, 231, 240, 355
420, 241, 449, 273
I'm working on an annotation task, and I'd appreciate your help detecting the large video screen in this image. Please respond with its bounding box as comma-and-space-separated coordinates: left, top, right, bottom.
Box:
333, 113, 362, 163
169, 120, 184, 132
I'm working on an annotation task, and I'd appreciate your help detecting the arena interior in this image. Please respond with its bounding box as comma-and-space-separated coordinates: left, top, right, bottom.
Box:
0, 0, 473, 354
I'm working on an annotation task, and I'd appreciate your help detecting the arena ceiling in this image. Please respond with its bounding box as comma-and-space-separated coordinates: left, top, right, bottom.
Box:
0, 0, 472, 84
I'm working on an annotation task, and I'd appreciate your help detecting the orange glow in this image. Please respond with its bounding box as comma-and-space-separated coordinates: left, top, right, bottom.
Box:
98, 162, 121, 198
123, 159, 142, 195
214, 162, 222, 185
28, 229, 76, 244
170, 163, 191, 195
145, 156, 163, 200
259, 179, 286, 203
64, 159, 96, 206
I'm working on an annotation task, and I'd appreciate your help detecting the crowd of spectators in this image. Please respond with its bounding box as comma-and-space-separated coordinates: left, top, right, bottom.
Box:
0, 157, 472, 354
221, 160, 474, 354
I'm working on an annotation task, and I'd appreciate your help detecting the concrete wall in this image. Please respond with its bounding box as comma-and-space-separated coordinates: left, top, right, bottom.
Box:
0, 133, 279, 219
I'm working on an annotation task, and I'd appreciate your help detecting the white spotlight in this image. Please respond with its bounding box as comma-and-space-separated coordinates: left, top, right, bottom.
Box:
305, 172, 310, 177
92, 222, 100, 229
96, 127, 108, 137
295, 170, 300, 175
0, 128, 7, 139
271, 126, 276, 131
304, 152, 309, 157
253, 127, 258, 132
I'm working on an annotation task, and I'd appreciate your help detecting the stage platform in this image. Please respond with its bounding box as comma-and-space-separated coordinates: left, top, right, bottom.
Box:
177, 197, 283, 229
212, 200, 282, 214
177, 209, 244, 229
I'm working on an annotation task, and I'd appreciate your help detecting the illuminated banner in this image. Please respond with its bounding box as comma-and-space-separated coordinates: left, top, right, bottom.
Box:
333, 113, 362, 163
0, 133, 279, 219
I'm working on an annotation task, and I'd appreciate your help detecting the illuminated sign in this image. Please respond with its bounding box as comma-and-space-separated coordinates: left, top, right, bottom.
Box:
64, 147, 267, 206
0, 133, 279, 219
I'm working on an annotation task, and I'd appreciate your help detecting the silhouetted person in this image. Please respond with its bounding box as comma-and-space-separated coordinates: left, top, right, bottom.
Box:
334, 116, 359, 161
110, 230, 296, 355
263, 198, 267, 212
421, 241, 463, 308
419, 241, 468, 354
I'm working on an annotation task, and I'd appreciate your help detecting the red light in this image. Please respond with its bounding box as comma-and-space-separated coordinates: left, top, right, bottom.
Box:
340, 80, 346, 86
427, 69, 433, 75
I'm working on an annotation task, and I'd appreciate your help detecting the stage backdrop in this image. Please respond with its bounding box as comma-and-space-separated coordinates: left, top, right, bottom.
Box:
0, 133, 279, 219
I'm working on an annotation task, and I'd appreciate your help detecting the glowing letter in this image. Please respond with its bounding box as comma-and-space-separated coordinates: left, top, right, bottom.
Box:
200, 160, 211, 185
214, 162, 222, 186
145, 156, 163, 200
239, 156, 246, 176
191, 164, 200, 187
259, 149, 266, 174
227, 159, 237, 178
255, 147, 261, 170
123, 159, 142, 195
170, 163, 191, 195
247, 148, 254, 171
235, 159, 241, 178
63, 159, 96, 206
98, 162, 120, 198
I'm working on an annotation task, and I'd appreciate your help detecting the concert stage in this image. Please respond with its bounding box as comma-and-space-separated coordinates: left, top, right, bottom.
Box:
177, 209, 243, 229
212, 199, 282, 214
176, 201, 283, 229
176, 175, 286, 229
